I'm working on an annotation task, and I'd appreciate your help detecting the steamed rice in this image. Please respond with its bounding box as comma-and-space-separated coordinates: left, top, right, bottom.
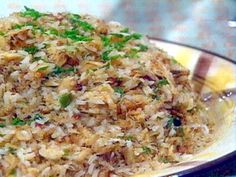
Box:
0, 7, 213, 177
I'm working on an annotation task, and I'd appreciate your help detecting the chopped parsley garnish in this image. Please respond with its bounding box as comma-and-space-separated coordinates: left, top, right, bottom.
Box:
21, 6, 45, 20
32, 57, 44, 62
101, 36, 111, 47
52, 66, 76, 75
171, 57, 178, 64
0, 123, 5, 128
46, 28, 59, 35
8, 147, 17, 154
137, 44, 148, 52
166, 117, 174, 128
122, 135, 135, 141
114, 87, 125, 96
100, 32, 143, 61
62, 29, 79, 38
157, 79, 169, 87
110, 33, 124, 38
142, 146, 152, 154
69, 14, 94, 31
12, 22, 35, 29
123, 33, 142, 42
0, 31, 5, 36
11, 117, 26, 126
24, 46, 39, 54
9, 168, 16, 175
63, 149, 70, 157
77, 20, 95, 31
156, 116, 162, 120
59, 93, 73, 108
120, 27, 129, 33
125, 48, 139, 58
37, 65, 49, 71
61, 29, 92, 42
158, 157, 171, 163
101, 50, 122, 61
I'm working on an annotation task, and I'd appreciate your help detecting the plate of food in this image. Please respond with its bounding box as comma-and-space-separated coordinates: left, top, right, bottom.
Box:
0, 7, 235, 177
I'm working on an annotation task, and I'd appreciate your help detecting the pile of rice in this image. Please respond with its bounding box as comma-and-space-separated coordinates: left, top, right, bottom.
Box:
0, 7, 213, 177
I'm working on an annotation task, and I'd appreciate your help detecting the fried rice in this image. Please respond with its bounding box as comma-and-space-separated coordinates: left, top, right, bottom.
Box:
0, 7, 213, 177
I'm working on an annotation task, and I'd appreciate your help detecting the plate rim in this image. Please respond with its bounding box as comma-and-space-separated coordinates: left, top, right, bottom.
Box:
148, 36, 236, 65
149, 37, 236, 176
1, 35, 234, 176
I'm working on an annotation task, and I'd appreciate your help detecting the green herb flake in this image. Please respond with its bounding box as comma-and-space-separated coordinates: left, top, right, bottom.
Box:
8, 147, 17, 154
114, 87, 125, 96
137, 44, 148, 52
32, 57, 44, 62
156, 116, 162, 120
166, 117, 174, 128
21, 6, 45, 20
101, 50, 111, 61
52, 66, 76, 75
77, 20, 95, 31
37, 65, 49, 71
0, 123, 5, 128
124, 33, 142, 42
46, 28, 59, 35
120, 27, 129, 33
59, 93, 73, 108
63, 149, 70, 157
124, 135, 135, 141
69, 14, 94, 31
12, 22, 35, 29
9, 168, 16, 175
110, 33, 124, 38
101, 36, 111, 47
125, 48, 139, 58
157, 79, 169, 87
69, 14, 81, 22
171, 57, 178, 64
158, 157, 171, 163
142, 146, 152, 154
62, 29, 92, 42
0, 31, 5, 36
24, 46, 39, 55
11, 117, 26, 126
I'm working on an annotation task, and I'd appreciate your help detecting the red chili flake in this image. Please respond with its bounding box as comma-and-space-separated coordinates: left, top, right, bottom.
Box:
72, 114, 81, 120
66, 57, 79, 66
35, 123, 43, 128
75, 83, 83, 91
116, 104, 122, 115
141, 75, 155, 81
107, 77, 122, 87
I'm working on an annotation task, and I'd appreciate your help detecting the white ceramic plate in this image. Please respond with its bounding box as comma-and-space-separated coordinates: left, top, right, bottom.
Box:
134, 38, 236, 177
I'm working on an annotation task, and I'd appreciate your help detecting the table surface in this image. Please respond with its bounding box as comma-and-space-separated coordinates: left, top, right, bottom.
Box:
1, 1, 236, 176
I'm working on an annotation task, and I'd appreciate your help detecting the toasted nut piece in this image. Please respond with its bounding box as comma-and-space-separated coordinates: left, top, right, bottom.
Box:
0, 36, 9, 50
16, 129, 32, 141
39, 145, 64, 160
74, 148, 91, 163
0, 52, 23, 62
124, 147, 135, 164
58, 77, 76, 92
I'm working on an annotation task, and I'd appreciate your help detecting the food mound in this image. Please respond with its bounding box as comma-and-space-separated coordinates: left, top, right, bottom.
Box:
0, 7, 212, 177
